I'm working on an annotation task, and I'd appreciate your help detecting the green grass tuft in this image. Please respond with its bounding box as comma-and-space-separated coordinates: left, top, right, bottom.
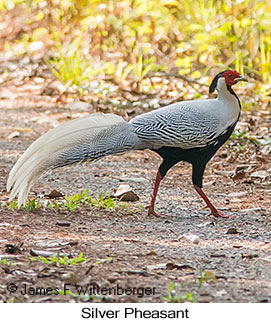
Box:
163, 282, 194, 303
29, 252, 90, 266
0, 258, 13, 266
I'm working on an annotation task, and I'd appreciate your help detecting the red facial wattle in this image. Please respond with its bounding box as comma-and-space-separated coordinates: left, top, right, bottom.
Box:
222, 70, 242, 86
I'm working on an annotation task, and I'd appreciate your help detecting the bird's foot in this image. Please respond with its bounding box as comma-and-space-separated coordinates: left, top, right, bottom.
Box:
148, 210, 168, 217
208, 209, 233, 218
145, 205, 168, 217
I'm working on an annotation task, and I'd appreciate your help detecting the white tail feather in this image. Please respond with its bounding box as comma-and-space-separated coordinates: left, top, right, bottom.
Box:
7, 113, 126, 207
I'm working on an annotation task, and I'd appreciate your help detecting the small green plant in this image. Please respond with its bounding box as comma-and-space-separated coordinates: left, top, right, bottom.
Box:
48, 190, 92, 211
230, 129, 270, 151
0, 258, 13, 266
114, 60, 135, 84
24, 199, 41, 211
7, 199, 40, 211
7, 190, 132, 212
29, 252, 90, 266
47, 200, 61, 210
231, 129, 247, 140
198, 270, 217, 288
164, 270, 217, 302
63, 191, 129, 212
132, 53, 155, 81
163, 282, 194, 303
63, 190, 92, 211
89, 194, 119, 211
7, 201, 19, 210
46, 37, 99, 90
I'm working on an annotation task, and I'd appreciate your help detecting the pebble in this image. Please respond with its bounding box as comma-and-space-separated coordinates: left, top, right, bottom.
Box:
113, 184, 139, 201
180, 234, 200, 244
251, 170, 269, 180
8, 131, 20, 139
65, 101, 91, 111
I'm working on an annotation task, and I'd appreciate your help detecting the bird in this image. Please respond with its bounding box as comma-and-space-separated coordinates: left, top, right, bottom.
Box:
7, 70, 248, 217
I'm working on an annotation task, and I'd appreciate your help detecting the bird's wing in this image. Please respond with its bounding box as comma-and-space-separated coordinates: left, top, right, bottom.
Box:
130, 103, 221, 150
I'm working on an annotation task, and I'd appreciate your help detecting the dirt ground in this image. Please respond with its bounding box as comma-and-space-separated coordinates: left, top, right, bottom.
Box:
0, 79, 271, 303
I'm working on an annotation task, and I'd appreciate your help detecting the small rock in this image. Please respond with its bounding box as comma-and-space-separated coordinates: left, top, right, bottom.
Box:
56, 83, 67, 93
150, 77, 162, 84
228, 192, 247, 197
146, 263, 167, 271
56, 222, 71, 227
65, 101, 91, 111
61, 272, 82, 285
251, 170, 269, 180
214, 289, 227, 297
114, 184, 131, 197
166, 263, 195, 271
226, 228, 238, 234
2, 62, 17, 71
33, 77, 44, 84
113, 184, 139, 202
8, 131, 20, 139
46, 190, 64, 198
233, 244, 242, 248
30, 249, 61, 257
148, 98, 160, 108
180, 234, 200, 244
120, 191, 139, 202
29, 41, 44, 51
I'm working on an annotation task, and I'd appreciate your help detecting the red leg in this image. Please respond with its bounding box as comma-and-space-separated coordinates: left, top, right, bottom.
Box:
193, 185, 233, 218
146, 171, 168, 217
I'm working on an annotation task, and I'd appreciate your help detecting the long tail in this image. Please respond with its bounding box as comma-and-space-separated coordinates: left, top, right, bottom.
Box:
7, 113, 141, 206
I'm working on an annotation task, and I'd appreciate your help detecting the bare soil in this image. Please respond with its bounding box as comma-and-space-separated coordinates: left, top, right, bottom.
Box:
0, 79, 271, 303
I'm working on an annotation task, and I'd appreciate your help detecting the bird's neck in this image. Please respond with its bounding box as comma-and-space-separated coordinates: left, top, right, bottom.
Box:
217, 84, 241, 110
226, 85, 241, 109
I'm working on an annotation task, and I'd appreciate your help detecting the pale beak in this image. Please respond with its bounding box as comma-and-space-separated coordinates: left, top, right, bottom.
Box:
235, 75, 248, 83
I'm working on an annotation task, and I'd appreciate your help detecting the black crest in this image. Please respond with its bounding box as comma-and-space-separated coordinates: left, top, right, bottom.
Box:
209, 70, 229, 94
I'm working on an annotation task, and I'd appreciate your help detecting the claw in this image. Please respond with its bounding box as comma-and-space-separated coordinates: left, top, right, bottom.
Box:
148, 210, 168, 217
208, 210, 234, 218
194, 185, 233, 219
145, 205, 168, 217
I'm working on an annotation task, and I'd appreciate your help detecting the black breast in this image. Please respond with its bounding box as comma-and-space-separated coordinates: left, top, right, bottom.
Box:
152, 121, 237, 179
